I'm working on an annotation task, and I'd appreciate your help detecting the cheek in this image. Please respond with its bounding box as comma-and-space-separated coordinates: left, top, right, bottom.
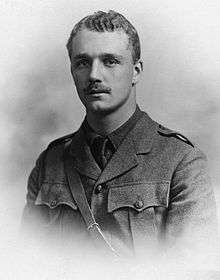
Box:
112, 68, 133, 87
72, 72, 86, 88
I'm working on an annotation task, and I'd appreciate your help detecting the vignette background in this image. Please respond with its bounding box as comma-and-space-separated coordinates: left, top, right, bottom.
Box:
0, 0, 220, 278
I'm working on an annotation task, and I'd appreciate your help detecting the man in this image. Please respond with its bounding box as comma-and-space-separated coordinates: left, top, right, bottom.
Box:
22, 10, 217, 258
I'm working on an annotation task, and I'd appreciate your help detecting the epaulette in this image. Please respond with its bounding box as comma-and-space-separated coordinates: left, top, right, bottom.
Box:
47, 133, 74, 149
157, 124, 194, 147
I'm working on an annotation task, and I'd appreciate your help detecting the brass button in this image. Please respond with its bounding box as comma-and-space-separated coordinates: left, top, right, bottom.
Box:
95, 185, 102, 194
50, 200, 57, 207
134, 200, 144, 209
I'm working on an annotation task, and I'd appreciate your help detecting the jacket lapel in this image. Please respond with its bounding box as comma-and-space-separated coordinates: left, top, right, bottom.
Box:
95, 135, 138, 186
69, 127, 101, 180
96, 112, 158, 185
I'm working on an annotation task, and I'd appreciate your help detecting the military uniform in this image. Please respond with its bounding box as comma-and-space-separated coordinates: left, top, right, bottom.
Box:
22, 110, 217, 257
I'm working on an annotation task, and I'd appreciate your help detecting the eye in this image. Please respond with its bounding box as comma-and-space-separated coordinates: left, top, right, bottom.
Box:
74, 59, 90, 68
103, 57, 119, 67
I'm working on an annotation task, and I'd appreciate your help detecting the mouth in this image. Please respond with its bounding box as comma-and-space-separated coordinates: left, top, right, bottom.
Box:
88, 89, 110, 95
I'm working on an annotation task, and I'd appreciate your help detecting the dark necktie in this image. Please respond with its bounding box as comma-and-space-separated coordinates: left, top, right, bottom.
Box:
91, 136, 113, 169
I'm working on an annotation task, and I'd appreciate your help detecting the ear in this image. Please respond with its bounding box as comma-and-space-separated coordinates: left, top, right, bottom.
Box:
132, 59, 143, 86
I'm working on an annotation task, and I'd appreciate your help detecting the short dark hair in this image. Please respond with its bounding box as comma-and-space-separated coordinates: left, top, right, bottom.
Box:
66, 10, 141, 64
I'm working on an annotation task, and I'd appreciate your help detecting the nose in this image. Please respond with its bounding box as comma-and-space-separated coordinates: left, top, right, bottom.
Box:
89, 60, 102, 82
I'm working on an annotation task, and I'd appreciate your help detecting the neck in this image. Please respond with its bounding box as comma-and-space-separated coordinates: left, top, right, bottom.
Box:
86, 101, 137, 136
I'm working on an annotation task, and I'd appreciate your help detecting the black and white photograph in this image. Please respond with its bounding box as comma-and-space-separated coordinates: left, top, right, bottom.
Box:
1, 1, 220, 279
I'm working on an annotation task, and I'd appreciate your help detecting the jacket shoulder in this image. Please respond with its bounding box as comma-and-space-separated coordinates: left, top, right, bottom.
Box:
47, 132, 75, 150
157, 124, 194, 148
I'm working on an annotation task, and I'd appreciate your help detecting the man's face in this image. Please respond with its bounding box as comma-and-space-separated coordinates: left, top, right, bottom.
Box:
70, 29, 140, 115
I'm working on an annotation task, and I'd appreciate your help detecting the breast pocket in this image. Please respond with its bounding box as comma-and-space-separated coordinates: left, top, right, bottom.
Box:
35, 182, 78, 226
107, 181, 170, 251
31, 182, 90, 246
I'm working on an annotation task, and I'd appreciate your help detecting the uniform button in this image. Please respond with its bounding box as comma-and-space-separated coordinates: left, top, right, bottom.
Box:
134, 200, 144, 209
50, 200, 57, 207
95, 185, 102, 194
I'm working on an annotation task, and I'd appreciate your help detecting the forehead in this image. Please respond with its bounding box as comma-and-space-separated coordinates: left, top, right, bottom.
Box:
71, 29, 131, 57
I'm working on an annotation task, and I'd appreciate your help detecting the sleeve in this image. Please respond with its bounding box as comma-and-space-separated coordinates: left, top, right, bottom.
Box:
20, 150, 48, 230
165, 147, 218, 254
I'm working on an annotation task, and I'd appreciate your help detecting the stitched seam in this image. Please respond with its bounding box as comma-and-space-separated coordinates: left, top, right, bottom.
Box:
35, 201, 77, 210
109, 180, 170, 188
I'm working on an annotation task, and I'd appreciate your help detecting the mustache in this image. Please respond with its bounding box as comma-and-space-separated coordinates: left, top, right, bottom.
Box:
84, 83, 111, 94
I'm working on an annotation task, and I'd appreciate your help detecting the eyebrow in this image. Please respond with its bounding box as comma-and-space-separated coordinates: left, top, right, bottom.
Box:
72, 54, 90, 60
72, 53, 124, 60
100, 53, 124, 60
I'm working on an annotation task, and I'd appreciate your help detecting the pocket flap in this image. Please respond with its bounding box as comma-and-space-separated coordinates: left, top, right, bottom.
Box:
108, 181, 170, 213
35, 182, 77, 210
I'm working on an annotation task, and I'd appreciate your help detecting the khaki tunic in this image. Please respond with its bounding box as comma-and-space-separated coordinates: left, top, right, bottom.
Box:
22, 112, 218, 257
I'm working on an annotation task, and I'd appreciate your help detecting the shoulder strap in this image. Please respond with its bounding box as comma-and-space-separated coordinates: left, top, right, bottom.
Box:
63, 141, 118, 257
158, 124, 194, 147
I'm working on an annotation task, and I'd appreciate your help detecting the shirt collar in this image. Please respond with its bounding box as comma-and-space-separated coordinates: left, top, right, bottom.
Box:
82, 105, 144, 151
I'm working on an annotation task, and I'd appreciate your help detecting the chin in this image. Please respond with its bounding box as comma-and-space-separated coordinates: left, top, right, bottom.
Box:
86, 103, 116, 116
